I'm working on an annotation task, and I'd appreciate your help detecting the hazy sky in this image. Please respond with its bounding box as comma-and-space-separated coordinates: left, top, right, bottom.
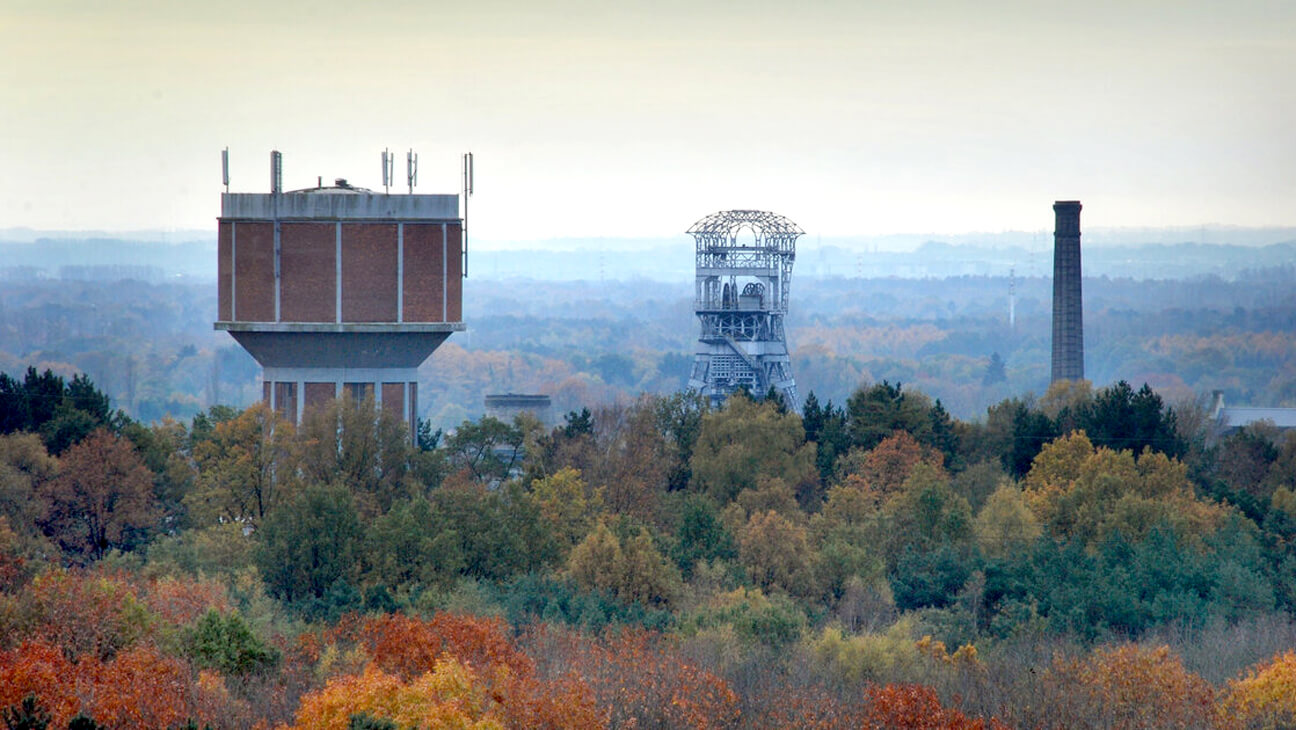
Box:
2, 0, 1293, 243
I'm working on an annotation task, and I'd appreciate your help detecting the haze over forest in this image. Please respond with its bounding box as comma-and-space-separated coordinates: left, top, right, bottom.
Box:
2, 226, 1293, 430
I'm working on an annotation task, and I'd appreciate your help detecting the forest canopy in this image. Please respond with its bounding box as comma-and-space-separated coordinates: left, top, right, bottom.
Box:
3, 370, 1296, 727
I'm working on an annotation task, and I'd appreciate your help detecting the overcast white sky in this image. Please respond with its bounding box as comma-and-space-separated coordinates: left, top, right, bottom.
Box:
2, 0, 1293, 243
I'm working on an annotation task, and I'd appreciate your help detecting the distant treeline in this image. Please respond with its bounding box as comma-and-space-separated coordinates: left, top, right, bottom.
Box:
3, 231, 1295, 281
0, 263, 1292, 428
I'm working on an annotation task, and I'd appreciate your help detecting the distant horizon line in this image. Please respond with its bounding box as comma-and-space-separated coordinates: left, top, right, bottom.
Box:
4, 223, 1296, 248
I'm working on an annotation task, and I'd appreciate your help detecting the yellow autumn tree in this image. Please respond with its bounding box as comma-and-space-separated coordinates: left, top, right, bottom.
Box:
1218, 650, 1296, 729
187, 403, 296, 529
530, 467, 601, 550
974, 483, 1041, 559
566, 522, 680, 607
1023, 431, 1229, 548
810, 480, 887, 600
288, 656, 503, 730
738, 509, 816, 598
806, 617, 923, 685
689, 394, 817, 504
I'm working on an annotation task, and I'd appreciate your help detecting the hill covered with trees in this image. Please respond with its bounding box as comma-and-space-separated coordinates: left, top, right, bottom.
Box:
3, 371, 1296, 727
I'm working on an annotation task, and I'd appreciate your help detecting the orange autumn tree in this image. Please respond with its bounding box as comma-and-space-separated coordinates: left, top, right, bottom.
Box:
0, 566, 247, 728
0, 640, 217, 730
0, 641, 79, 727
38, 428, 159, 561
750, 681, 1007, 730
314, 613, 603, 730
526, 624, 738, 730
837, 430, 946, 498
77, 645, 193, 729
354, 612, 532, 680
861, 684, 1009, 730
8, 566, 234, 662
1040, 644, 1214, 730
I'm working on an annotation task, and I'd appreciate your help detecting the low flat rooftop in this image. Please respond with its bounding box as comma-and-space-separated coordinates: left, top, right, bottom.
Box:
485, 394, 552, 405
1219, 407, 1296, 430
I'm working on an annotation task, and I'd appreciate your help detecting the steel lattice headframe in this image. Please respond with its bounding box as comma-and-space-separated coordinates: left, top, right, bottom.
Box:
686, 209, 804, 254
687, 209, 802, 411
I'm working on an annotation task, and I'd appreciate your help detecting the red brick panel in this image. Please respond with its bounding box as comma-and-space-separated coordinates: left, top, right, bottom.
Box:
234, 222, 276, 322
381, 382, 404, 418
402, 223, 444, 322
303, 382, 337, 415
344, 382, 374, 403
446, 223, 463, 322
273, 382, 297, 420
262, 381, 271, 406
341, 223, 398, 322
218, 222, 233, 321
281, 223, 336, 322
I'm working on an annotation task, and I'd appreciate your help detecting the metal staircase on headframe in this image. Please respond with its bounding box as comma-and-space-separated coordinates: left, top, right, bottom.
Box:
687, 210, 801, 410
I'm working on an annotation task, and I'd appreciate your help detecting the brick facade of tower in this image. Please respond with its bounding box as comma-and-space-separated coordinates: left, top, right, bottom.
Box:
216, 185, 465, 434
1051, 200, 1084, 382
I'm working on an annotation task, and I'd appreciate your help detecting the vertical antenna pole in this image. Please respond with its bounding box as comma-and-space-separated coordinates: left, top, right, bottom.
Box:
221, 148, 229, 193
1009, 266, 1016, 333
407, 149, 417, 194
270, 150, 283, 322
270, 150, 282, 194
462, 152, 473, 278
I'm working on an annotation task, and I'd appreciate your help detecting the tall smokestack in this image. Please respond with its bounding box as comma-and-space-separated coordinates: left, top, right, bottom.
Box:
1051, 200, 1084, 382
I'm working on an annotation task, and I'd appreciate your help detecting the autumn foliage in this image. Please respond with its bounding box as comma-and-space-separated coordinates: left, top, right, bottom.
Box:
6, 375, 1296, 729
1218, 650, 1296, 729
307, 613, 604, 730
524, 624, 738, 729
0, 640, 205, 729
289, 659, 502, 730
860, 684, 1009, 730
0, 567, 261, 729
1041, 644, 1216, 730
752, 682, 1007, 730
5, 532, 1296, 730
352, 612, 533, 681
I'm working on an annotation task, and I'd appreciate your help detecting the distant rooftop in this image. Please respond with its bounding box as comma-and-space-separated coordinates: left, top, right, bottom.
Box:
1218, 407, 1296, 431
1211, 392, 1296, 432
485, 394, 552, 406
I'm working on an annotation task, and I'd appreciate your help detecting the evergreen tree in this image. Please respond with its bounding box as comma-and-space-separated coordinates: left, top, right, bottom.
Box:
982, 352, 1007, 386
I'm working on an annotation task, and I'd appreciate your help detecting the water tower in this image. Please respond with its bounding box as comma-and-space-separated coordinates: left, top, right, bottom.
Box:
215, 150, 471, 435
687, 210, 801, 410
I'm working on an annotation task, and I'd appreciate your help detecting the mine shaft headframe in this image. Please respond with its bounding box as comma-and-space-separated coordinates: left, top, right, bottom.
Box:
687, 210, 804, 255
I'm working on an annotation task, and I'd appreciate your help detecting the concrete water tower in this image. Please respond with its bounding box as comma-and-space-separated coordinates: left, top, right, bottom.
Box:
215, 150, 470, 434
